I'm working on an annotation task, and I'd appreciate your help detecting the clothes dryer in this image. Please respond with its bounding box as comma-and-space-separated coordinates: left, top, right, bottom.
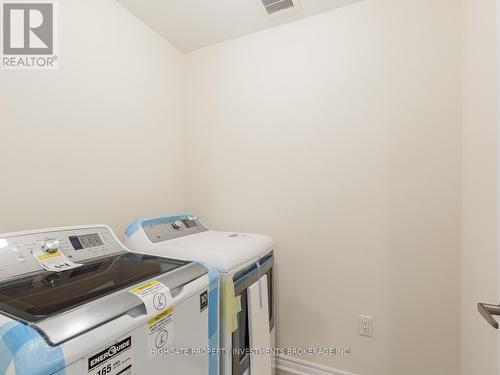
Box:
125, 214, 275, 375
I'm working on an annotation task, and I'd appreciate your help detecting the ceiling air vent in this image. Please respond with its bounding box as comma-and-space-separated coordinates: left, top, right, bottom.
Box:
261, 0, 295, 15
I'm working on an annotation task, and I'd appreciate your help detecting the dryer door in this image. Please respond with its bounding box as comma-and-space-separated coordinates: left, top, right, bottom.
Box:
232, 264, 259, 375
231, 253, 275, 375
259, 253, 275, 332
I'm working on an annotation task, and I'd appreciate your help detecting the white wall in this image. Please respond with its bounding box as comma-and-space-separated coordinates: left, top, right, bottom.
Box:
0, 0, 185, 234
0, 1, 482, 374
461, 0, 498, 374
185, 1, 462, 374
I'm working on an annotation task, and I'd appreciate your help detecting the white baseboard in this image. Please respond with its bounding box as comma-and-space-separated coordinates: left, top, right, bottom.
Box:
274, 354, 359, 375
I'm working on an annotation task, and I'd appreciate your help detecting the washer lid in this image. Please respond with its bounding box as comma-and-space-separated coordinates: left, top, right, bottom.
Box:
0, 252, 207, 345
146, 230, 275, 273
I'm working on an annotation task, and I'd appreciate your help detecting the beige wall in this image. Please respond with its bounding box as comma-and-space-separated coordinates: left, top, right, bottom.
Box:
185, 1, 461, 374
0, 0, 490, 374
0, 0, 186, 234
461, 0, 498, 374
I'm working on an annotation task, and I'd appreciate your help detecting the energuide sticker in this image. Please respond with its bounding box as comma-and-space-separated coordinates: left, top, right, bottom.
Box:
130, 280, 175, 356
32, 248, 82, 272
85, 336, 133, 375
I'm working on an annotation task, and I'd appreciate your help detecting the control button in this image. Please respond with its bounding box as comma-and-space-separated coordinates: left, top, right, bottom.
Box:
11, 246, 20, 253
41, 239, 60, 253
172, 221, 183, 230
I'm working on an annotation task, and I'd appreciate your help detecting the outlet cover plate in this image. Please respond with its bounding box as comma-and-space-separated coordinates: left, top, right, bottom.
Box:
358, 315, 373, 337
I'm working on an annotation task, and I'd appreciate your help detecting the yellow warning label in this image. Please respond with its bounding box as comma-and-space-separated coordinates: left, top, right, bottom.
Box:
131, 280, 159, 294
37, 250, 62, 261
148, 307, 174, 326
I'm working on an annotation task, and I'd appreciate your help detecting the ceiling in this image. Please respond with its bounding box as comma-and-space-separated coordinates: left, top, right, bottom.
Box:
116, 0, 362, 52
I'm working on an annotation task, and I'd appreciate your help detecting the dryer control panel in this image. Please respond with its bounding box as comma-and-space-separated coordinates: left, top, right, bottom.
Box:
0, 226, 124, 281
139, 215, 208, 243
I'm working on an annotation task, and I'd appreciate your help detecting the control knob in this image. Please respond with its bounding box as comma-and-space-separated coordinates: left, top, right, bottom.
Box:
172, 221, 183, 230
41, 238, 61, 253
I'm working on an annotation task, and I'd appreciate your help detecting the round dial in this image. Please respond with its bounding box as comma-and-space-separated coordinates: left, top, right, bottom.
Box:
41, 238, 61, 253
171, 221, 183, 230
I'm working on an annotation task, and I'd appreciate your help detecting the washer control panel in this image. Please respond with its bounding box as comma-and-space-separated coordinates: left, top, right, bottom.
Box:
0, 226, 124, 281
141, 215, 208, 243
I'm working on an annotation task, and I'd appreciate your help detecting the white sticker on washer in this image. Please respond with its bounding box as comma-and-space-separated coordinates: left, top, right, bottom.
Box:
85, 336, 133, 375
130, 280, 175, 356
32, 248, 82, 272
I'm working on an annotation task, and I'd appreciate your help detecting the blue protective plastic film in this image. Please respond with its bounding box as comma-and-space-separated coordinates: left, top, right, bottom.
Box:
0, 321, 65, 375
125, 213, 195, 238
194, 261, 220, 375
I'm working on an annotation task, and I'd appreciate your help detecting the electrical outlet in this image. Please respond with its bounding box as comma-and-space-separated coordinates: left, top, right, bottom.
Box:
358, 315, 373, 337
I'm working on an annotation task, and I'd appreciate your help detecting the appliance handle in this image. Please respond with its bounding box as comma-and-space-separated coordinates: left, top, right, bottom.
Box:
258, 255, 274, 275
478, 302, 500, 329
234, 267, 260, 295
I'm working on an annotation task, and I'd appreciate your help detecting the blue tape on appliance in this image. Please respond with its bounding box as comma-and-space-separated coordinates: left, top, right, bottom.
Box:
0, 322, 65, 375
194, 261, 219, 375
124, 220, 141, 238
125, 213, 196, 238
0, 321, 17, 374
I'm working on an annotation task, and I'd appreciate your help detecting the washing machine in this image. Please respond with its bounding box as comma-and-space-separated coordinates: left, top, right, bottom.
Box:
0, 225, 217, 375
124, 214, 276, 375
